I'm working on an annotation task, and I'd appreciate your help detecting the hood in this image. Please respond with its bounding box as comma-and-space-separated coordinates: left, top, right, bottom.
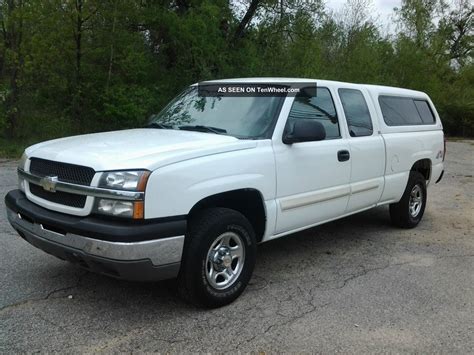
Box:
26, 129, 257, 171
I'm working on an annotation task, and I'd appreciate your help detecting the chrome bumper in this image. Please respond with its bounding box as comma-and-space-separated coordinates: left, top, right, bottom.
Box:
6, 206, 184, 281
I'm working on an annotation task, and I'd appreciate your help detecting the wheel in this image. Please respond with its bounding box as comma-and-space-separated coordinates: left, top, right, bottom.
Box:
389, 171, 427, 228
177, 208, 257, 308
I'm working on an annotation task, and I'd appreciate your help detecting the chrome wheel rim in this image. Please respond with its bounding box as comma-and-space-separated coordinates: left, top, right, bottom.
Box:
206, 231, 245, 290
409, 184, 423, 217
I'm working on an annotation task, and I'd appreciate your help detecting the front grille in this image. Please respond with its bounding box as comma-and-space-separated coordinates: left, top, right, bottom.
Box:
29, 158, 95, 186
29, 183, 87, 208
28, 158, 94, 208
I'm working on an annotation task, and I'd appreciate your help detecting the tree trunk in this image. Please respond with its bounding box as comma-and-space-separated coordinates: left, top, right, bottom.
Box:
73, 0, 83, 131
106, 1, 118, 92
233, 0, 261, 42
3, 0, 24, 139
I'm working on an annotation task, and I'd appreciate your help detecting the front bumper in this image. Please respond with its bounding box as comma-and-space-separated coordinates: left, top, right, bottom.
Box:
5, 190, 186, 281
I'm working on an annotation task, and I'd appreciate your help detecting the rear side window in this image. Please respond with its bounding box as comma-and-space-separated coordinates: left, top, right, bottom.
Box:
379, 96, 436, 126
287, 87, 340, 139
414, 100, 436, 124
338, 89, 373, 137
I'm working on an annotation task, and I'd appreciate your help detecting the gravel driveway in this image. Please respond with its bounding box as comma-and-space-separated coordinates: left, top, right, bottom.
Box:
1, 141, 473, 353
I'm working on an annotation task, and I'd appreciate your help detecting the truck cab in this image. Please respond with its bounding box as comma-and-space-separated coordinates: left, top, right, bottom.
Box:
5, 78, 445, 307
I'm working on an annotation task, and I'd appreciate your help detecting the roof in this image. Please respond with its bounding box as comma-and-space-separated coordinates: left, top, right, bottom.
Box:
196, 77, 427, 98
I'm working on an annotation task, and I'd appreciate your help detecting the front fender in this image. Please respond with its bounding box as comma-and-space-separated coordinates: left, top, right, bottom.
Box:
144, 141, 275, 219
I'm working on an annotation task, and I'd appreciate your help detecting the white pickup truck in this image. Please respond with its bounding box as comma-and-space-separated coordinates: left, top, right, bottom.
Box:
6, 78, 445, 307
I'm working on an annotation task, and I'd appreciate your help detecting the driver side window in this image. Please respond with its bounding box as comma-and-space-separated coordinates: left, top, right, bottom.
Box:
286, 87, 340, 140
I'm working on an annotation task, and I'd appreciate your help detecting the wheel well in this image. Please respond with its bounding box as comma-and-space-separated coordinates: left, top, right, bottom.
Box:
188, 189, 266, 242
411, 159, 431, 180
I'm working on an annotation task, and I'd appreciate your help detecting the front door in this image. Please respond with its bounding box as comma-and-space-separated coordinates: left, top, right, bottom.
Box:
273, 87, 351, 235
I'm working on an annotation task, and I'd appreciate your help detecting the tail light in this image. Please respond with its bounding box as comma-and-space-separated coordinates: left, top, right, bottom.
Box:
443, 136, 446, 161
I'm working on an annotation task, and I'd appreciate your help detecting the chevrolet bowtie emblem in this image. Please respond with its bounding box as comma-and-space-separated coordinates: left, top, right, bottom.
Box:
40, 175, 59, 192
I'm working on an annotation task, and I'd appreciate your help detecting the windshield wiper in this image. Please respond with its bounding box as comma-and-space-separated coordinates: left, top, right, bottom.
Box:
179, 125, 227, 134
145, 122, 173, 129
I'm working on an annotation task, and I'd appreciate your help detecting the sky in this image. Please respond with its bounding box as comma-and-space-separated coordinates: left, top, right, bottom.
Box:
325, 0, 402, 29
231, 0, 404, 33
325, 0, 401, 18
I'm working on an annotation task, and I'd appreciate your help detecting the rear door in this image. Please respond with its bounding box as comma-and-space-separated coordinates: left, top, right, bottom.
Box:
337, 88, 385, 213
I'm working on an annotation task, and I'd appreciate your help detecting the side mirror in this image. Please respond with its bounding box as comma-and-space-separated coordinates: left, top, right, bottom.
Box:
283, 119, 326, 144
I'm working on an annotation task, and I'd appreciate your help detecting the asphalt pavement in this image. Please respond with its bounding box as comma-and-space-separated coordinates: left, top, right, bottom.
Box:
1, 141, 473, 353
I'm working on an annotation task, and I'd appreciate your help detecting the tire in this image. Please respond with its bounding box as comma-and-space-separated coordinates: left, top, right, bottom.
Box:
389, 171, 427, 228
177, 208, 257, 308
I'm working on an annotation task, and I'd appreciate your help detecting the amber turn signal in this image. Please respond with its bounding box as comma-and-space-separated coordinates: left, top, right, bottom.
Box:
133, 201, 144, 219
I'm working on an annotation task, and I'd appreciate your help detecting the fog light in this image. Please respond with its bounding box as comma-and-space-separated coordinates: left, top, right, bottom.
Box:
96, 199, 144, 219
97, 199, 134, 218
19, 177, 26, 192
18, 152, 28, 192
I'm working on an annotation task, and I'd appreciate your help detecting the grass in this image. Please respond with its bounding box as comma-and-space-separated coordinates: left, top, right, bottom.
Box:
0, 130, 72, 158
0, 138, 39, 159
445, 137, 474, 145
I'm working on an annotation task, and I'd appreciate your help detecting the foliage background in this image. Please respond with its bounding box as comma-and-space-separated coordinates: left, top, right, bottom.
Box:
0, 0, 472, 155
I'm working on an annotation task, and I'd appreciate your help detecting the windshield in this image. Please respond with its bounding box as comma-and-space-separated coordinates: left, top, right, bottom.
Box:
148, 87, 284, 139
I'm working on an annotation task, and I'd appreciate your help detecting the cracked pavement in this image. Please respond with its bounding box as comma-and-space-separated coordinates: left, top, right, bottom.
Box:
1, 141, 473, 353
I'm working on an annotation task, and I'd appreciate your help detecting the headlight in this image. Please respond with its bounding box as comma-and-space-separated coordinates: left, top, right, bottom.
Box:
99, 170, 150, 191
95, 170, 149, 219
18, 152, 28, 170
18, 152, 28, 192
